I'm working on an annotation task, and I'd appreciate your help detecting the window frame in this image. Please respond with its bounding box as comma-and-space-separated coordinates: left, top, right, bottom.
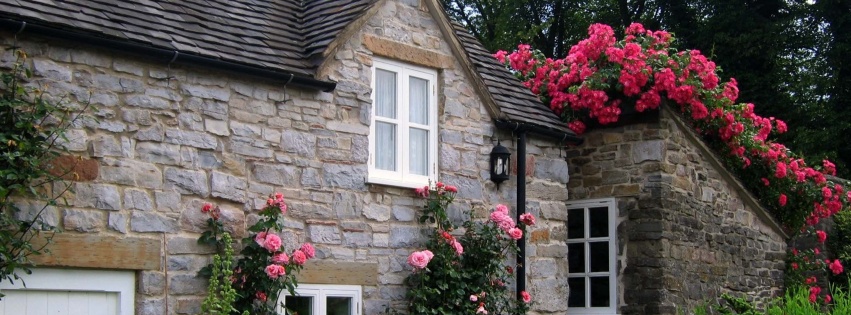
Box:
368, 57, 438, 189
566, 198, 618, 315
280, 284, 362, 315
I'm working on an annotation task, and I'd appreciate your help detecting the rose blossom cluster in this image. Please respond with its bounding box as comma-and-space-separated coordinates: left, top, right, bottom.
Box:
440, 230, 464, 256
469, 290, 532, 314
266, 192, 288, 214
498, 23, 849, 298
257, 231, 315, 279
415, 181, 458, 198
201, 203, 220, 220
790, 232, 845, 303
489, 204, 535, 240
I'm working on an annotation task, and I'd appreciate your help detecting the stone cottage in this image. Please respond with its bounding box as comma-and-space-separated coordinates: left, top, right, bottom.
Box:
0, 0, 787, 314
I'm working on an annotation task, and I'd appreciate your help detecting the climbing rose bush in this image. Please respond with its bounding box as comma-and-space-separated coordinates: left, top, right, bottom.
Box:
404, 183, 532, 315
497, 22, 849, 304
199, 193, 314, 314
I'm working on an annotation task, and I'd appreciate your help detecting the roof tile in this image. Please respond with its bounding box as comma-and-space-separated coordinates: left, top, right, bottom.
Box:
0, 0, 570, 136
450, 22, 574, 135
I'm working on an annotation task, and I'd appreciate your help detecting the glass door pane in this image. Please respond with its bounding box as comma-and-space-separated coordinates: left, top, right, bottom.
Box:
326, 296, 352, 315
589, 277, 610, 307
285, 295, 313, 315
589, 241, 609, 272
589, 207, 609, 237
568, 277, 586, 307
568, 208, 585, 239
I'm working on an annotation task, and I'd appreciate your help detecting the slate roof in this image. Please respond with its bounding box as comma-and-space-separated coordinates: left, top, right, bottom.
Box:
0, 0, 375, 76
0, 0, 575, 138
450, 22, 573, 135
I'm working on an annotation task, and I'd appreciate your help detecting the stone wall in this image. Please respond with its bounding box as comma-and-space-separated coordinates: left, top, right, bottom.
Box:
0, 1, 571, 314
565, 108, 787, 314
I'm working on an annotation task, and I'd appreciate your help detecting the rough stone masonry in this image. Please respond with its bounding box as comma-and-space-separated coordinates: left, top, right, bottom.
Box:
0, 1, 573, 314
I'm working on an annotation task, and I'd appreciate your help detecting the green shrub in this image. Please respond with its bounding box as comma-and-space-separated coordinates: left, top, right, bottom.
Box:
700, 284, 851, 315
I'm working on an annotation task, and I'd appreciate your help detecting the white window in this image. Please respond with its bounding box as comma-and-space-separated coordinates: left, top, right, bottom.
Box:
0, 268, 135, 315
567, 198, 617, 315
368, 58, 438, 188
281, 284, 362, 315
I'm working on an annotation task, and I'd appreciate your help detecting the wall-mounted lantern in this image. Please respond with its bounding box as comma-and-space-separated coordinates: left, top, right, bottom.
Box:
489, 140, 511, 188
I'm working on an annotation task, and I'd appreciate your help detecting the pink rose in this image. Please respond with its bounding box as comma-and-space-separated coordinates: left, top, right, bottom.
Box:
266, 192, 287, 213
407, 250, 434, 270
255, 231, 268, 247
272, 252, 289, 264
490, 211, 515, 232
520, 213, 536, 226
521, 291, 532, 303
450, 239, 464, 256
263, 234, 282, 252
415, 186, 430, 198
779, 194, 787, 207
498, 217, 516, 232
470, 294, 478, 302
264, 264, 286, 279
817, 230, 827, 243
255, 291, 267, 301
830, 260, 844, 275
494, 204, 509, 214
300, 243, 316, 259
508, 227, 523, 240
810, 286, 822, 303
292, 250, 307, 265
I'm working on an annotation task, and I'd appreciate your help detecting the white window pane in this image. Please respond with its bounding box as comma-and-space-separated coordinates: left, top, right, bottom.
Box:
409, 77, 428, 125
376, 122, 396, 171
285, 295, 313, 315
326, 296, 352, 315
409, 128, 428, 176
375, 69, 397, 118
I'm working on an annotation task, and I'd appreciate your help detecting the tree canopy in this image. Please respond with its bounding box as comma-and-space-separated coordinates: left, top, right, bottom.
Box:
443, 0, 851, 177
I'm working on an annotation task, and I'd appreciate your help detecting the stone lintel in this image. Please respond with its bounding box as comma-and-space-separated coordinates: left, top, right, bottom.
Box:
296, 260, 378, 286
29, 232, 162, 270
363, 34, 454, 69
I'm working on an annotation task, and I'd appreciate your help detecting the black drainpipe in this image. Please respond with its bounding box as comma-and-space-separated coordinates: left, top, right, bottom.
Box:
515, 130, 528, 305
494, 119, 582, 313
0, 18, 337, 92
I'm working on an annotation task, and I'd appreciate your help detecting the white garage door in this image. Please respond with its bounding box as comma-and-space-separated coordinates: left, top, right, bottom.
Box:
0, 268, 134, 315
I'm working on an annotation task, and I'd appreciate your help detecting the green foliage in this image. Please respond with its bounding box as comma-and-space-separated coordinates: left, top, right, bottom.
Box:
0, 49, 82, 294
698, 284, 851, 315
202, 232, 249, 315
406, 184, 531, 315
827, 207, 851, 287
